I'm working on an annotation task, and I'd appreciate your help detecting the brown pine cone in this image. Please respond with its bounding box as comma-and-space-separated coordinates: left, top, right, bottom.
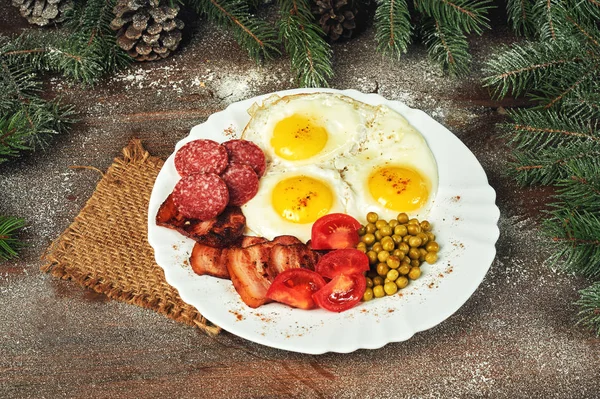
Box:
110, 0, 184, 62
312, 0, 358, 42
12, 0, 73, 26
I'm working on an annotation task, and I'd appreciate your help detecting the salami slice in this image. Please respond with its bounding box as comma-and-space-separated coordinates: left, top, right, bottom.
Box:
175, 139, 229, 177
172, 173, 229, 220
223, 139, 267, 177
220, 162, 259, 206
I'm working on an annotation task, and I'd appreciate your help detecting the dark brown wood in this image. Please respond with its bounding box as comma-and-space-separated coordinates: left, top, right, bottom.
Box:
1, 4, 599, 398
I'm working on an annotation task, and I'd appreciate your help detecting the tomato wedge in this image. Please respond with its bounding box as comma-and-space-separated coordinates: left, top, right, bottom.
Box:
312, 273, 367, 312
315, 248, 370, 280
266, 269, 327, 310
311, 213, 361, 250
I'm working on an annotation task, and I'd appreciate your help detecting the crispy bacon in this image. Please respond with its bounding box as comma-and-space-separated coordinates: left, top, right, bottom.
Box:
267, 243, 320, 276
225, 235, 314, 308
188, 235, 297, 280
189, 243, 229, 279
156, 193, 245, 248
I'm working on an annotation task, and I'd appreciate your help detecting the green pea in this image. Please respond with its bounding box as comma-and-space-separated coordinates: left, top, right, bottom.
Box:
408, 236, 423, 248
365, 276, 374, 288
408, 267, 421, 280
394, 224, 408, 237
407, 224, 421, 235
363, 288, 374, 301
377, 250, 390, 263
426, 241, 439, 252
379, 225, 392, 237
386, 269, 399, 282
366, 212, 379, 224
388, 219, 399, 228
366, 250, 378, 265
365, 223, 377, 234
408, 247, 420, 260
397, 213, 409, 224
373, 276, 384, 286
375, 220, 388, 230
420, 220, 432, 231
376, 262, 390, 276
356, 242, 367, 253
373, 285, 385, 298
361, 233, 375, 245
398, 264, 410, 276
384, 282, 398, 295
386, 255, 400, 269
425, 252, 438, 264
396, 276, 409, 289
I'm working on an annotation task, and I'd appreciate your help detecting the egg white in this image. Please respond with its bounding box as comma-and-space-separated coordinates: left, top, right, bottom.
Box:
335, 105, 439, 224
242, 164, 352, 242
242, 93, 376, 167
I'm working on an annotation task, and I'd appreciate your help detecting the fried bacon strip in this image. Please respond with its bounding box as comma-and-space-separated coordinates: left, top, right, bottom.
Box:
156, 193, 245, 248
189, 235, 269, 279
225, 236, 319, 308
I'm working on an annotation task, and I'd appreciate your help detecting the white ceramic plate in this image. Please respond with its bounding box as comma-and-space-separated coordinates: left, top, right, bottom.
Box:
148, 88, 500, 354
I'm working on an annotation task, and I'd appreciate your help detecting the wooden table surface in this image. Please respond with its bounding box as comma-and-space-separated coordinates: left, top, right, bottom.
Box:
2, 4, 599, 398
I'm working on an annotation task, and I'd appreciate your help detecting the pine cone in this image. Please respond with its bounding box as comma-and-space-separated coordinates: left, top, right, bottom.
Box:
110, 0, 184, 62
312, 0, 357, 42
12, 0, 73, 26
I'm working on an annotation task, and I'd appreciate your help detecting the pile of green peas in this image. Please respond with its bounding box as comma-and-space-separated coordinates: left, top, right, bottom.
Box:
356, 211, 440, 301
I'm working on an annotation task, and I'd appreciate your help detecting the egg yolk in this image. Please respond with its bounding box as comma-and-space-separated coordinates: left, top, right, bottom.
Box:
271, 114, 328, 160
368, 166, 430, 212
272, 176, 333, 224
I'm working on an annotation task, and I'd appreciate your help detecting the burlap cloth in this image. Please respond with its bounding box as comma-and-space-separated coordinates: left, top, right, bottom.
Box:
41, 139, 221, 336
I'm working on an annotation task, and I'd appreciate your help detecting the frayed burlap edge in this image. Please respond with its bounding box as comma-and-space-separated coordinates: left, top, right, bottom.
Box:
41, 139, 221, 336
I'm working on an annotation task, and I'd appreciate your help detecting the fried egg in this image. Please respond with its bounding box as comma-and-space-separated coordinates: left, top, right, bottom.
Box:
242, 93, 375, 167
242, 165, 352, 242
336, 105, 438, 224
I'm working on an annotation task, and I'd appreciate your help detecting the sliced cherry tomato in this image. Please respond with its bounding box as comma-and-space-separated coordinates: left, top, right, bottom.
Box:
266, 269, 327, 310
315, 248, 370, 280
311, 213, 361, 250
312, 273, 367, 312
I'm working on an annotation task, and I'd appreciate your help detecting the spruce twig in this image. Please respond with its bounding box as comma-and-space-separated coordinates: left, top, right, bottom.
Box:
278, 0, 333, 87
421, 17, 470, 76
374, 0, 412, 60
576, 281, 600, 336
0, 216, 26, 262
186, 0, 280, 62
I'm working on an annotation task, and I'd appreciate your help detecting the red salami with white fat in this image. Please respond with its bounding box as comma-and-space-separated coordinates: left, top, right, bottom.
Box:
223, 139, 267, 177
175, 139, 229, 177
172, 173, 229, 220
220, 162, 259, 206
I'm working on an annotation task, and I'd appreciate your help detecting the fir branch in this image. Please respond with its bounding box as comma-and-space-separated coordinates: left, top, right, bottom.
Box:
278, 0, 333, 87
503, 105, 599, 152
508, 141, 600, 185
482, 38, 588, 98
576, 281, 600, 336
0, 216, 26, 262
531, 0, 570, 42
506, 0, 536, 36
187, 0, 280, 62
544, 208, 600, 278
414, 0, 493, 35
374, 0, 412, 60
421, 18, 470, 76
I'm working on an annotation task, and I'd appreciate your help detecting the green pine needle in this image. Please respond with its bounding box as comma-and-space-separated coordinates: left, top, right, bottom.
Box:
482, 38, 588, 99
0, 216, 26, 262
421, 18, 471, 76
576, 281, 600, 336
187, 0, 280, 62
278, 0, 333, 87
506, 0, 536, 37
414, 0, 494, 35
503, 108, 599, 152
374, 0, 412, 60
544, 207, 600, 279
